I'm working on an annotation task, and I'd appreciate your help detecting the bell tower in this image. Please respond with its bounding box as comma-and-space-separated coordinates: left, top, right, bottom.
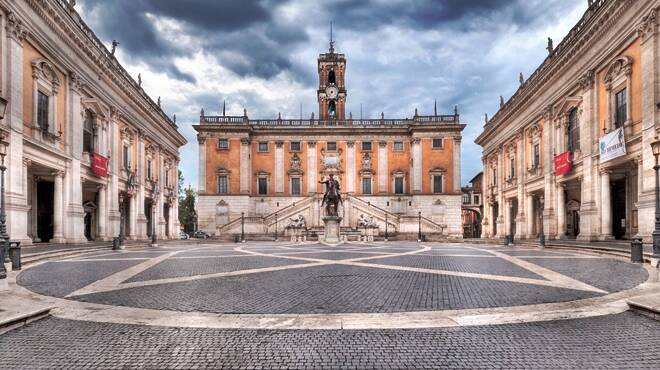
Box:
318, 23, 346, 120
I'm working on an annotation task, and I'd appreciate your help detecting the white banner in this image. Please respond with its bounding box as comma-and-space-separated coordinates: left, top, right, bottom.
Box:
599, 127, 626, 163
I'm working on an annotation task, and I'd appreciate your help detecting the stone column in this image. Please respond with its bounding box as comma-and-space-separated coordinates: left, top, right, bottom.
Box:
137, 133, 147, 239
515, 133, 525, 239
637, 9, 659, 243
453, 137, 461, 193
496, 146, 505, 237
346, 142, 355, 193
504, 199, 511, 237
52, 171, 65, 243
542, 107, 556, 238
600, 169, 613, 240
198, 137, 206, 193
108, 113, 120, 237
239, 138, 250, 194
4, 13, 30, 245
557, 183, 566, 239
307, 141, 317, 194
275, 141, 284, 193
578, 69, 597, 241
98, 184, 107, 240
378, 141, 388, 193
526, 193, 535, 238
412, 138, 422, 193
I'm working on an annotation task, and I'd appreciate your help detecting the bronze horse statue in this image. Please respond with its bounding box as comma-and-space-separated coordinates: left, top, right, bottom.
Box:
319, 174, 342, 217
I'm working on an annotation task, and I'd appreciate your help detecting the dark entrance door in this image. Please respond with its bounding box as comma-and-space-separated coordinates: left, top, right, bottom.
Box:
163, 203, 170, 238
36, 181, 54, 242
510, 199, 518, 237
84, 211, 93, 240
612, 179, 626, 239
492, 203, 499, 236
145, 200, 153, 237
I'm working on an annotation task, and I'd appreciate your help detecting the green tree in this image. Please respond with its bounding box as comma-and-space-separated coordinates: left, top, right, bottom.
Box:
178, 172, 197, 233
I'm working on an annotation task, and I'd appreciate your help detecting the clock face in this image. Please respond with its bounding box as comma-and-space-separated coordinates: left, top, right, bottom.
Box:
326, 85, 339, 99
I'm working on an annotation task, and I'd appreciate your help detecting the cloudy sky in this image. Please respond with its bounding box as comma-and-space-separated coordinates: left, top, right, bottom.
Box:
77, 0, 587, 189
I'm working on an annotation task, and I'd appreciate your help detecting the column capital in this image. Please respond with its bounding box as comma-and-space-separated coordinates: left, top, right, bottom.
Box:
411, 138, 421, 144
637, 7, 658, 43
378, 141, 387, 148
275, 141, 284, 148
599, 167, 611, 175
346, 141, 355, 148
307, 141, 316, 148
6, 12, 29, 43
240, 137, 250, 145
197, 136, 207, 144
51, 170, 65, 178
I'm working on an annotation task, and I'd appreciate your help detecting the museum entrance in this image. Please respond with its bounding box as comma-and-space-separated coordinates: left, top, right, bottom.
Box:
164, 203, 170, 238
509, 199, 518, 237
492, 202, 499, 236
612, 179, 626, 240
36, 180, 54, 243
145, 199, 154, 237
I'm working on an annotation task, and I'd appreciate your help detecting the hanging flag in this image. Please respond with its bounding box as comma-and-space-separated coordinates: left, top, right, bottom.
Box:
91, 153, 109, 177
554, 151, 572, 176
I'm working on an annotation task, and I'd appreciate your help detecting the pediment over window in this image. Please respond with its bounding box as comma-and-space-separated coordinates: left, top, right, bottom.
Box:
604, 56, 633, 88
81, 98, 110, 118
429, 167, 447, 175
31, 58, 61, 91
216, 167, 231, 175
555, 96, 582, 119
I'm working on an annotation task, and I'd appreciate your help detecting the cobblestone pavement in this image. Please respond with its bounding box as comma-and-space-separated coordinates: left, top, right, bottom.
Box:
0, 312, 659, 369
16, 242, 648, 314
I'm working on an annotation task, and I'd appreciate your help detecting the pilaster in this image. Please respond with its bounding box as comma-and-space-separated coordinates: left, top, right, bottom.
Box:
377, 141, 388, 193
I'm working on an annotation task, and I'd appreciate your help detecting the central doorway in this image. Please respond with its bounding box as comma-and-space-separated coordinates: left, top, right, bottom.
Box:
36, 180, 54, 243
612, 179, 626, 240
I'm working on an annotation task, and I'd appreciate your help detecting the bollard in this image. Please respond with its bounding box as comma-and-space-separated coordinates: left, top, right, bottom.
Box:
112, 237, 121, 250
631, 238, 643, 263
8, 242, 21, 270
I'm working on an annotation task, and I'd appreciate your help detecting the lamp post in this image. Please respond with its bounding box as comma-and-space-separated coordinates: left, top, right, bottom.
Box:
651, 139, 660, 258
274, 212, 278, 242
0, 139, 8, 281
417, 211, 422, 242
241, 211, 245, 243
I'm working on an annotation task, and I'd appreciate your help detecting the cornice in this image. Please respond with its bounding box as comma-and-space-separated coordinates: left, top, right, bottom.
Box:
20, 0, 186, 148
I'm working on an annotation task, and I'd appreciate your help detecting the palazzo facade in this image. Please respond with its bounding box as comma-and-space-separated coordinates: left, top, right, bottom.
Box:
476, 0, 660, 242
194, 43, 465, 239
0, 0, 186, 245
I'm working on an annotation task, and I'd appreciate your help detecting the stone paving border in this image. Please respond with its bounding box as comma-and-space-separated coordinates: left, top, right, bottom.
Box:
6, 242, 659, 330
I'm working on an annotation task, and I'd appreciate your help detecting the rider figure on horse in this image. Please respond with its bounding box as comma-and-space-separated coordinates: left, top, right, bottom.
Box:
319, 173, 342, 208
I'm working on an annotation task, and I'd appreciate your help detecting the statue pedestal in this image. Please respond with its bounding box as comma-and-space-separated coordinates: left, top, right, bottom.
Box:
286, 227, 306, 243
321, 216, 343, 246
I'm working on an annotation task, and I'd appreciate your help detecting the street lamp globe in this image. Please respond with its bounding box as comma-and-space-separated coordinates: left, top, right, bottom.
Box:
0, 140, 6, 159
651, 139, 660, 158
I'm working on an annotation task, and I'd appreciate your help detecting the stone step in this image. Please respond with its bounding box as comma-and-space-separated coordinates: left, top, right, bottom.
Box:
627, 293, 660, 322
0, 304, 51, 335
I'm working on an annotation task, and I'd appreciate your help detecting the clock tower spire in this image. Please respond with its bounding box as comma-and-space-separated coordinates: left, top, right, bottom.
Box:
318, 23, 346, 120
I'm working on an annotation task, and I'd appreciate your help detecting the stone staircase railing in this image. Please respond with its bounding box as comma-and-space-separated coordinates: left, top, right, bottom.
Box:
346, 195, 400, 231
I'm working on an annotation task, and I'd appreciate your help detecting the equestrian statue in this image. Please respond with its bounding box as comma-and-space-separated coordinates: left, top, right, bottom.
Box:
319, 174, 343, 217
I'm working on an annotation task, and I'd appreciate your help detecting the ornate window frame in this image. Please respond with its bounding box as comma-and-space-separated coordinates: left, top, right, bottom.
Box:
31, 58, 61, 139
604, 55, 633, 132
255, 171, 270, 195
429, 167, 446, 194
391, 170, 407, 195
526, 123, 543, 174
216, 168, 231, 194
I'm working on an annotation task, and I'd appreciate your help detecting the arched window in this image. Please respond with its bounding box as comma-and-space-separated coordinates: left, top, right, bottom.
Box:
328, 70, 336, 85
567, 108, 580, 152
83, 109, 95, 153
328, 101, 336, 117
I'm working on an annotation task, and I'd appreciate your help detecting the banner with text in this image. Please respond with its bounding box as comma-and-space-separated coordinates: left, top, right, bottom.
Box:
554, 151, 572, 176
91, 153, 109, 177
599, 127, 626, 163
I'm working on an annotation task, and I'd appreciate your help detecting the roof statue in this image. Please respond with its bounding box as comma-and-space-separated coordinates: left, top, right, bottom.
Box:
111, 40, 119, 55
546, 37, 554, 54
500, 96, 504, 108
519, 72, 524, 85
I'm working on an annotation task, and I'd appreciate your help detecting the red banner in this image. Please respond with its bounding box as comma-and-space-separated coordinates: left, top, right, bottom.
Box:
554, 151, 572, 176
91, 153, 109, 177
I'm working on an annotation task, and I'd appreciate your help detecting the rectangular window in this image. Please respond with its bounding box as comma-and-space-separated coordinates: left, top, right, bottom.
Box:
492, 168, 497, 186
123, 145, 130, 170
83, 111, 94, 153
394, 177, 404, 194
433, 175, 443, 193
165, 170, 170, 187
217, 175, 228, 194
327, 142, 337, 151
291, 178, 301, 195
362, 177, 372, 194
463, 194, 470, 204
147, 159, 153, 180
474, 195, 480, 205
432, 138, 443, 149
217, 139, 229, 150
361, 142, 372, 151
258, 142, 268, 152
509, 158, 515, 179
290, 141, 301, 152
615, 89, 627, 128
258, 177, 267, 195
533, 144, 540, 167
37, 91, 49, 131
393, 141, 404, 151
